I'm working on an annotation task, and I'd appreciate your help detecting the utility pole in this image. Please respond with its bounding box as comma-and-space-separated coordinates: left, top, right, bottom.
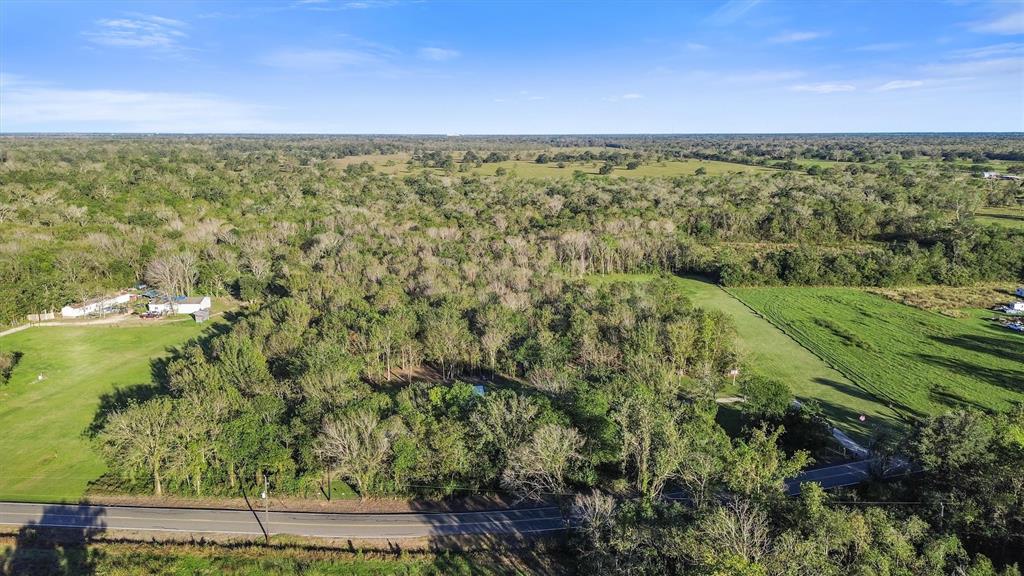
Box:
261, 474, 269, 540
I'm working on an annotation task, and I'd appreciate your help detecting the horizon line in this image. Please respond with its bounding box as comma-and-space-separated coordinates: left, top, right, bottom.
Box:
2, 131, 1023, 137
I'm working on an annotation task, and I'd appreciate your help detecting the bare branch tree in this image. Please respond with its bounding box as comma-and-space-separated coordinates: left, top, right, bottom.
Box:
316, 410, 395, 500
501, 424, 583, 500
697, 498, 771, 564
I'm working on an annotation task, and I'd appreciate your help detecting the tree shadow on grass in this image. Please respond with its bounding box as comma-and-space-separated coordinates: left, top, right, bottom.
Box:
931, 333, 1024, 366
85, 383, 159, 437
981, 212, 1024, 224
1, 503, 106, 576
426, 532, 568, 575
918, 353, 1024, 397
927, 385, 991, 413
802, 395, 905, 445
811, 377, 921, 421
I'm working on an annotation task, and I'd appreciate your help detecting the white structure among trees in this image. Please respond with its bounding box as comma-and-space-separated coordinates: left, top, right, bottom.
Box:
61, 293, 132, 318
147, 296, 212, 315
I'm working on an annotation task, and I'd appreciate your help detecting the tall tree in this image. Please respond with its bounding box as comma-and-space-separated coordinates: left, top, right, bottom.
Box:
316, 410, 397, 500
98, 398, 176, 496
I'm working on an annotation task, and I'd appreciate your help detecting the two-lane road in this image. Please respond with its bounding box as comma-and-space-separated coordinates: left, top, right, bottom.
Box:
0, 459, 911, 539
0, 502, 565, 539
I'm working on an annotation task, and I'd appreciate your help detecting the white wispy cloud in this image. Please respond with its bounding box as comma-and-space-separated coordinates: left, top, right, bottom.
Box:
876, 80, 924, 91
0, 77, 278, 132
685, 42, 709, 51
922, 56, 1023, 78
603, 93, 644, 102
84, 14, 188, 52
769, 31, 827, 44
417, 47, 460, 61
968, 11, 1024, 35
913, 40, 1024, 87
853, 42, 907, 52
725, 70, 805, 84
706, 0, 761, 25
790, 82, 855, 94
949, 43, 1024, 60
292, 0, 398, 11
261, 48, 384, 70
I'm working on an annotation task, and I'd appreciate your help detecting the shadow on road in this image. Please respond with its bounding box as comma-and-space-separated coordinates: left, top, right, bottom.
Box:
1, 503, 107, 576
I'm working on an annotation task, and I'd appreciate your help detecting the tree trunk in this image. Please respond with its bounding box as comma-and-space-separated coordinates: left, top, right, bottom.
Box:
154, 466, 163, 497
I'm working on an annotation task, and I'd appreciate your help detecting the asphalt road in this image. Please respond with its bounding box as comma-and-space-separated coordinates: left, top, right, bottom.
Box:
0, 501, 565, 539
786, 460, 874, 495
0, 460, 904, 539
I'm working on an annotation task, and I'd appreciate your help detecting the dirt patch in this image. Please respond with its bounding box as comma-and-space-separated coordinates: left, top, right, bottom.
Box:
865, 284, 1017, 316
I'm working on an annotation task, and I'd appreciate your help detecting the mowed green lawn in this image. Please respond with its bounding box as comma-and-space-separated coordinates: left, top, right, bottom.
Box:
730, 288, 1024, 420
0, 321, 210, 502
589, 274, 902, 439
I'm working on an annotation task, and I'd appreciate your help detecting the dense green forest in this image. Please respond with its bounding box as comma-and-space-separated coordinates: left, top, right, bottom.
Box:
1, 135, 1022, 573
1, 135, 1022, 326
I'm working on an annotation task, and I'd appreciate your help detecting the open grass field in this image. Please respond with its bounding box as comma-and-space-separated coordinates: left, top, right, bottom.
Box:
0, 320, 212, 502
729, 287, 1024, 420
333, 152, 772, 179
976, 206, 1024, 230
588, 274, 902, 439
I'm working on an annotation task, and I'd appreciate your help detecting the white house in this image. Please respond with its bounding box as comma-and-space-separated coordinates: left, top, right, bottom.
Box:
61, 293, 132, 318
176, 296, 211, 315
147, 296, 211, 315
1012, 301, 1024, 312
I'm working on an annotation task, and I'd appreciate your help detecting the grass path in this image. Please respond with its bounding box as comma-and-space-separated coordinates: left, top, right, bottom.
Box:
0, 321, 209, 502
590, 274, 902, 440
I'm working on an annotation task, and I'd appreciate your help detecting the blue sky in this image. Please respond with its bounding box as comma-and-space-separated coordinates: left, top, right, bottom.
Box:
1, 0, 1022, 133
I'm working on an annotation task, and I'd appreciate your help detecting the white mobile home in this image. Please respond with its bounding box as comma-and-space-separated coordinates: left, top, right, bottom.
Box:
61, 293, 132, 318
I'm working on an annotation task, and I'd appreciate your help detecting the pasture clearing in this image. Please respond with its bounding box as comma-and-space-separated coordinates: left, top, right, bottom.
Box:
0, 321, 211, 502
332, 153, 772, 179
975, 206, 1024, 230
729, 287, 1024, 420
589, 274, 901, 439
